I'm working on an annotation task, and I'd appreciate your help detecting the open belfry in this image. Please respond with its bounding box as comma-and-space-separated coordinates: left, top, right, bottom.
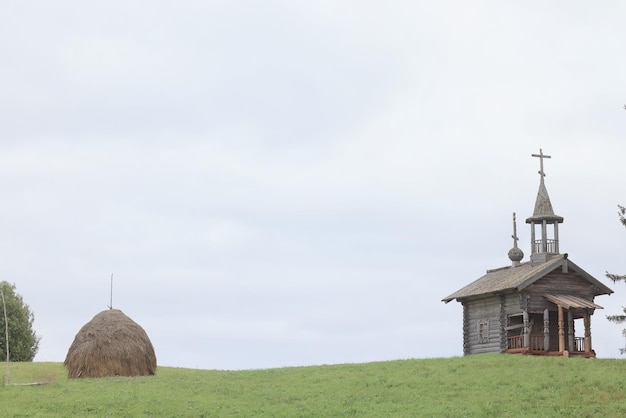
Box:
443, 149, 613, 357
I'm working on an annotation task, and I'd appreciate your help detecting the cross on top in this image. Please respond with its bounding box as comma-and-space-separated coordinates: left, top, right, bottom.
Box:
532, 148, 551, 178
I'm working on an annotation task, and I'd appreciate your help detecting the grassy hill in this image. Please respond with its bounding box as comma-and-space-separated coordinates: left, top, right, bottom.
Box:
1, 355, 626, 417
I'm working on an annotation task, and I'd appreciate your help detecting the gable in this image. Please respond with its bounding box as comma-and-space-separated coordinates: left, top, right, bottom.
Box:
525, 269, 598, 299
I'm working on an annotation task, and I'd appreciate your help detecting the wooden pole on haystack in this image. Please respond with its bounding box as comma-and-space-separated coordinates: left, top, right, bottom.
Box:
1, 288, 9, 385
108, 273, 113, 310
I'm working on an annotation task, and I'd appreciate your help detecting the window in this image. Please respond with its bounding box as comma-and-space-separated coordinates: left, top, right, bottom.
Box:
478, 320, 490, 343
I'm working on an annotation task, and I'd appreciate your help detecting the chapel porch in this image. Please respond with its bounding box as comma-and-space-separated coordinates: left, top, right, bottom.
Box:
504, 294, 600, 358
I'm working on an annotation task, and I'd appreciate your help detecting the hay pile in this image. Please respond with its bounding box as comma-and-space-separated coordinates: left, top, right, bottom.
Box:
64, 309, 157, 378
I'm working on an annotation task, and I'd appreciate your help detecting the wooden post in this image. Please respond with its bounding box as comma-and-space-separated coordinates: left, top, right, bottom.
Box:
558, 305, 565, 353
530, 223, 536, 254
584, 310, 591, 355
523, 310, 530, 349
554, 223, 560, 253
543, 308, 550, 351
567, 311, 574, 352
541, 220, 548, 253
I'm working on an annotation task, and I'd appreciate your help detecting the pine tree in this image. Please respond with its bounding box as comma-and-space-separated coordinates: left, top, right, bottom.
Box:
606, 205, 626, 353
0, 281, 40, 361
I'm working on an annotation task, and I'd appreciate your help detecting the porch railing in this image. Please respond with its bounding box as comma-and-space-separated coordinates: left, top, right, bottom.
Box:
508, 335, 523, 349
507, 335, 547, 351
509, 335, 586, 352
530, 335, 546, 351
574, 337, 585, 352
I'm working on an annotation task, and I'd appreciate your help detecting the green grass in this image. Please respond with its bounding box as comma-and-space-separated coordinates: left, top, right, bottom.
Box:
2, 355, 626, 417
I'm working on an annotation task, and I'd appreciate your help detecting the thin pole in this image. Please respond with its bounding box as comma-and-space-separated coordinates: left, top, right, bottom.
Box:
1, 289, 9, 385
108, 274, 113, 310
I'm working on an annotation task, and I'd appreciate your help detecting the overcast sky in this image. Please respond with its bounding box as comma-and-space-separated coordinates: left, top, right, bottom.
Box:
1, 1, 625, 370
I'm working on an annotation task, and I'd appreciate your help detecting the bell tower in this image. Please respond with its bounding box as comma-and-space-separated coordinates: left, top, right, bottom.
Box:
525, 149, 564, 265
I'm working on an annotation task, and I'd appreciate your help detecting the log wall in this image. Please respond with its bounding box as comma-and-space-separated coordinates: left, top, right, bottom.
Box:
463, 295, 504, 354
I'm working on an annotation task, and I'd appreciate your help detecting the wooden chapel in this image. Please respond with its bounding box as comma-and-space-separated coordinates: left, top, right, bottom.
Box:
442, 149, 613, 357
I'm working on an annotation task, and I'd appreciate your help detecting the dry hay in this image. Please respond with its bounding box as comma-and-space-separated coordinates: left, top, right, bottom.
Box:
64, 309, 157, 378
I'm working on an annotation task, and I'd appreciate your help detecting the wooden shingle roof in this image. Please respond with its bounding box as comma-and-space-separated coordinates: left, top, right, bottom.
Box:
442, 254, 613, 303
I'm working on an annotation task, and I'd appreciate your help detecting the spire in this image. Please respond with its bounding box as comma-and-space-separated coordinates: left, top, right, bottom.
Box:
530, 179, 562, 220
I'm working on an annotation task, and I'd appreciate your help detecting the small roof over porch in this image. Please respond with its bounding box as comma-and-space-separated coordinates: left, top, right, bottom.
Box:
543, 294, 604, 310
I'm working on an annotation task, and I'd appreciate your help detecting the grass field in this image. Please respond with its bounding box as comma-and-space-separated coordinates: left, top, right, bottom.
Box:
1, 355, 626, 417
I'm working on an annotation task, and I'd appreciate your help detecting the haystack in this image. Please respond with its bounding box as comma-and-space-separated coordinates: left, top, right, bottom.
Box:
64, 309, 157, 378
